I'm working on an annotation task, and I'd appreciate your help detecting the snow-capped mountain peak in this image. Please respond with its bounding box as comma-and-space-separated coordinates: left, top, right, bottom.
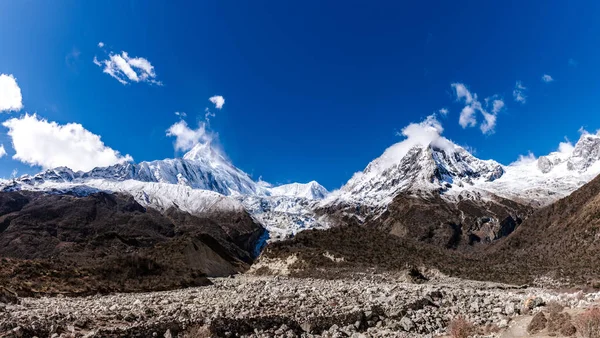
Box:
182, 142, 227, 164
566, 133, 600, 172
328, 138, 504, 208
269, 181, 328, 200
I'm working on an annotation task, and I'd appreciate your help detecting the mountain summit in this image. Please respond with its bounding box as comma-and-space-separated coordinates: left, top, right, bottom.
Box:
1, 142, 329, 240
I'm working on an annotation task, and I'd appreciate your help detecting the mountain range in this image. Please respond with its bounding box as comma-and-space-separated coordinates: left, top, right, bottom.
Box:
3, 129, 600, 247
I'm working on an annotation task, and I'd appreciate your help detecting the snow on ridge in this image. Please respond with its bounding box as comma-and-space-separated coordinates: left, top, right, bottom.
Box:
325, 131, 600, 211
1, 142, 331, 240
268, 181, 328, 200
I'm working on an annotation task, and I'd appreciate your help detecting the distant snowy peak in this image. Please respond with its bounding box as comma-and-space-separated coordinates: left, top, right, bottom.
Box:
335, 141, 503, 207
567, 133, 600, 172
514, 133, 600, 175
329, 131, 600, 210
269, 181, 328, 200
182, 142, 227, 164
13, 143, 260, 197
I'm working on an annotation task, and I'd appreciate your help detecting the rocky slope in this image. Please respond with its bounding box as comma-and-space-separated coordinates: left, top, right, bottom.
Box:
483, 169, 600, 284
2, 274, 597, 337
0, 190, 266, 295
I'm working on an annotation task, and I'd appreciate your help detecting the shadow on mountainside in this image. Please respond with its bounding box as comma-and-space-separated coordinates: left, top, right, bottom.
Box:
0, 191, 266, 296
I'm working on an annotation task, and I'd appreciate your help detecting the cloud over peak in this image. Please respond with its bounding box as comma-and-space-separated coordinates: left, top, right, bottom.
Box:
2, 114, 132, 171
0, 74, 23, 112
94, 45, 161, 86
166, 120, 213, 152
451, 83, 504, 134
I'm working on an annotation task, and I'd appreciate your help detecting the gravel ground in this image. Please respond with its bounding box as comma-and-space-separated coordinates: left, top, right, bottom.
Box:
1, 274, 599, 337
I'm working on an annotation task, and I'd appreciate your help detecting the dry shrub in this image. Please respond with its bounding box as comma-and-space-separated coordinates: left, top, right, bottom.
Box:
547, 311, 576, 336
546, 300, 565, 314
527, 312, 548, 334
182, 324, 212, 338
574, 307, 600, 338
448, 316, 476, 338
478, 323, 500, 335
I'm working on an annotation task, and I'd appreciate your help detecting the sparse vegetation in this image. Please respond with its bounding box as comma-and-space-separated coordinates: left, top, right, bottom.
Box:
182, 324, 212, 338
574, 307, 600, 338
448, 316, 476, 338
546, 300, 565, 314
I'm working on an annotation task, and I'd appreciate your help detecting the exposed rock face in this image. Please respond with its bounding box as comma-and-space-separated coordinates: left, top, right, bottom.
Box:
376, 194, 532, 248
0, 191, 265, 295
317, 192, 532, 250
567, 134, 600, 172
537, 156, 554, 173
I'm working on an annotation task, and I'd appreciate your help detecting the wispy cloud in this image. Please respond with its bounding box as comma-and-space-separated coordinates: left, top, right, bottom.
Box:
512, 81, 527, 104
204, 107, 216, 123
438, 108, 449, 116
209, 95, 225, 109
166, 120, 213, 152
2, 114, 132, 171
98, 42, 104, 48
0, 74, 23, 112
93, 43, 162, 85
541, 74, 554, 83
174, 111, 187, 117
451, 83, 504, 134
0, 144, 6, 159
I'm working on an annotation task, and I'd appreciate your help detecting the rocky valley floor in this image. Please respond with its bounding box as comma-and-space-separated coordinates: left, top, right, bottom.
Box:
2, 274, 600, 338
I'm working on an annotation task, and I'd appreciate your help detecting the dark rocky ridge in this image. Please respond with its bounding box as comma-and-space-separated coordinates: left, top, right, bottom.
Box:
317, 192, 533, 250
0, 191, 266, 296
484, 171, 600, 284
264, 173, 600, 286
378, 193, 533, 249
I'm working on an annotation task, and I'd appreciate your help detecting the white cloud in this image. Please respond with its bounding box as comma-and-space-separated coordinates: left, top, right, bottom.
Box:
0, 144, 6, 158
175, 111, 187, 117
98, 42, 104, 48
458, 105, 477, 128
94, 50, 162, 85
451, 83, 503, 134
204, 107, 216, 123
541, 74, 554, 83
491, 99, 504, 114
558, 139, 575, 156
513, 81, 527, 104
511, 151, 537, 166
480, 110, 497, 134
353, 114, 460, 179
10, 169, 18, 178
0, 74, 23, 112
438, 108, 449, 116
209, 95, 225, 109
166, 120, 213, 152
2, 114, 133, 171
452, 83, 474, 104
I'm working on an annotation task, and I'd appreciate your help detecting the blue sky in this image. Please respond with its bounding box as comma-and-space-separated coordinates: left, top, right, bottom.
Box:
1, 1, 600, 189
